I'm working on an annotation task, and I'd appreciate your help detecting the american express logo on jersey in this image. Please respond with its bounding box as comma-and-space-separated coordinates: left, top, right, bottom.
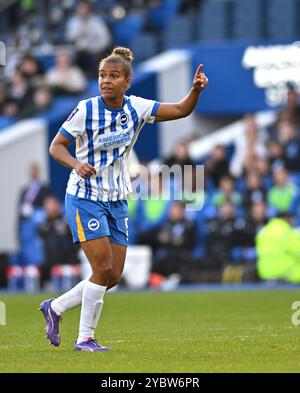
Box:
98, 130, 131, 148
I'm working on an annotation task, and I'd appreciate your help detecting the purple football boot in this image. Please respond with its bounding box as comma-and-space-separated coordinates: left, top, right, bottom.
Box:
74, 338, 110, 352
39, 299, 61, 346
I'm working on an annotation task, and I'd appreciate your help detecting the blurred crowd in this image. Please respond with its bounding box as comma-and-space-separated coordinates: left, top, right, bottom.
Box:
1, 1, 300, 290
0, 51, 88, 119
129, 88, 300, 287
0, 0, 200, 121
1, 0, 201, 50
1, 87, 300, 291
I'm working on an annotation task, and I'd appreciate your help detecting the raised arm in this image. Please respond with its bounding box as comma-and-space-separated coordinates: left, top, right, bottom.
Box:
155, 64, 208, 122
49, 132, 96, 179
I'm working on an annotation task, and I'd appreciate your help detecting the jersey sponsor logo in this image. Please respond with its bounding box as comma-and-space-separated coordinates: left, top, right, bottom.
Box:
66, 107, 79, 122
119, 113, 129, 126
88, 219, 100, 231
98, 130, 131, 148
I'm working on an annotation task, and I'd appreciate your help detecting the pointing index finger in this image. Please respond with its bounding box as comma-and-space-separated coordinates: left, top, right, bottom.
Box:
196, 64, 204, 76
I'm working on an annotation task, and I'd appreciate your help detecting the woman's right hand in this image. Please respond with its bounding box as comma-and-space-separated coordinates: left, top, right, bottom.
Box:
74, 161, 97, 179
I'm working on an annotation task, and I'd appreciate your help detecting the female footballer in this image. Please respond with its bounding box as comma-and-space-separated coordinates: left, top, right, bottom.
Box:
40, 47, 208, 351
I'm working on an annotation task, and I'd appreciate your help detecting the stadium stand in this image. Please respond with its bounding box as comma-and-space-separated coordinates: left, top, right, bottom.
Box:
266, 0, 300, 39
162, 14, 195, 50
112, 12, 145, 47
1, 0, 300, 290
232, 0, 265, 40
197, 0, 233, 41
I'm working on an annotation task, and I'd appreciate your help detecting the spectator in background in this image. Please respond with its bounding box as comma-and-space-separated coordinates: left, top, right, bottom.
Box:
256, 212, 300, 283
276, 120, 300, 172
45, 51, 87, 96
212, 175, 242, 208
205, 145, 230, 188
276, 87, 300, 128
8, 71, 33, 113
65, 1, 112, 77
250, 201, 268, 232
18, 85, 53, 119
164, 141, 196, 195
38, 196, 80, 288
225, 201, 268, 278
164, 141, 194, 169
180, 0, 202, 14
267, 167, 298, 214
0, 80, 8, 113
18, 54, 45, 87
140, 201, 196, 281
243, 171, 266, 210
18, 163, 52, 224
231, 114, 267, 178
247, 156, 273, 190
238, 201, 268, 249
1, 99, 19, 118
267, 139, 286, 172
204, 201, 239, 269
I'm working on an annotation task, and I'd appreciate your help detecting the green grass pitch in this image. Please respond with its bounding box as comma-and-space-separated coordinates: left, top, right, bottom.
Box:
0, 290, 300, 373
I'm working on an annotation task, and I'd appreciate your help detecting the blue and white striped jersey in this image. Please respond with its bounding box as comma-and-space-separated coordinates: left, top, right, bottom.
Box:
59, 95, 160, 202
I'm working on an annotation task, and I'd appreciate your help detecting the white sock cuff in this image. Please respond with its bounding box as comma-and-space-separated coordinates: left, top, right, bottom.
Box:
86, 280, 107, 293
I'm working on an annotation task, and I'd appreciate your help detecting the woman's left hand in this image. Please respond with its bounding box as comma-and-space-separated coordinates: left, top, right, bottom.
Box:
192, 64, 209, 92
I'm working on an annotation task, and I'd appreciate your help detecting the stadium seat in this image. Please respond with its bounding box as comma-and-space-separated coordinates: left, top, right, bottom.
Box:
203, 205, 218, 220
147, 0, 181, 31
197, 0, 233, 41
51, 264, 81, 292
112, 13, 145, 47
266, 0, 300, 39
95, 0, 116, 11
193, 246, 205, 259
51, 17, 69, 45
7, 265, 24, 292
131, 33, 159, 63
193, 213, 206, 259
162, 14, 195, 50
232, 0, 265, 40
291, 172, 300, 187
0, 9, 10, 31
0, 116, 15, 130
19, 218, 44, 267
243, 247, 257, 262
235, 178, 247, 193
35, 54, 56, 72
231, 247, 242, 263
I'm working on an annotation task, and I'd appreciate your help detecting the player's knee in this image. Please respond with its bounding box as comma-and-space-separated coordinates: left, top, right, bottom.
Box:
92, 265, 113, 283
91, 254, 113, 281
108, 274, 121, 289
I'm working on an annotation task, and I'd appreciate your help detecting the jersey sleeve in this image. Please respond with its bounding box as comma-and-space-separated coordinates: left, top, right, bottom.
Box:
59, 100, 86, 142
131, 96, 160, 124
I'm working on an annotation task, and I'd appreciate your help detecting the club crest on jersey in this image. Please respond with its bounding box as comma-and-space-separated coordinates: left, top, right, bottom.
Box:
119, 113, 129, 126
88, 219, 100, 231
67, 107, 79, 121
